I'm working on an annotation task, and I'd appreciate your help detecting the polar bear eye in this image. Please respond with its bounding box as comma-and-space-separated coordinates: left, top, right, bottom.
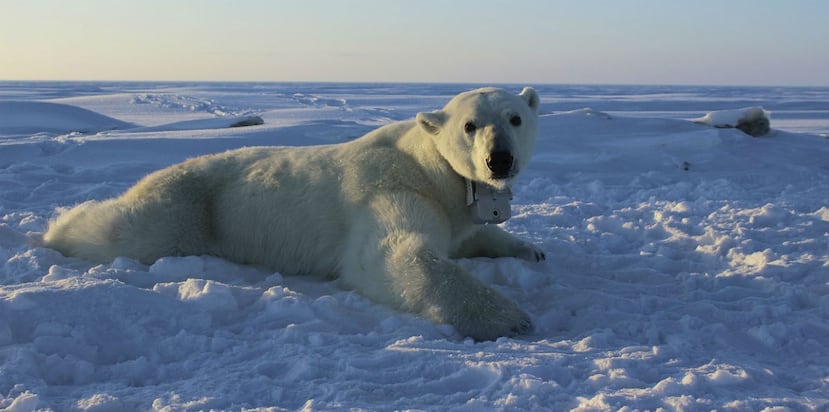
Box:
510, 115, 522, 127
464, 121, 477, 134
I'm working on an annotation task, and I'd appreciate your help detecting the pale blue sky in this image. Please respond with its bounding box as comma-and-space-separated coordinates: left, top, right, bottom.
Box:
2, 0, 827, 86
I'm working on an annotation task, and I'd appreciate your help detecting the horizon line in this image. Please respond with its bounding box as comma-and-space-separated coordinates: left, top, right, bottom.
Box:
1, 78, 827, 89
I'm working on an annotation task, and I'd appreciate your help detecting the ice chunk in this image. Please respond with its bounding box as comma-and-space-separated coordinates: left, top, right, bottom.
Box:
692, 107, 771, 136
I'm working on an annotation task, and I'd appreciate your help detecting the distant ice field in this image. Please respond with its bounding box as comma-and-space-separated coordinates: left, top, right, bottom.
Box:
2, 82, 828, 134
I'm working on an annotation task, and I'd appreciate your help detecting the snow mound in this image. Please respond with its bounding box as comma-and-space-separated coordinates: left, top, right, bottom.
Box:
0, 101, 263, 139
557, 107, 613, 119
131, 115, 264, 132
0, 101, 135, 136
692, 106, 771, 136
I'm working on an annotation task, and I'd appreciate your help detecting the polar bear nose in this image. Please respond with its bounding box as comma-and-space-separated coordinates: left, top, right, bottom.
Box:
486, 151, 514, 178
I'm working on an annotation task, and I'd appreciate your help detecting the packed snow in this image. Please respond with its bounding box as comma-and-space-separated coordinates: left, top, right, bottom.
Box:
1, 82, 828, 411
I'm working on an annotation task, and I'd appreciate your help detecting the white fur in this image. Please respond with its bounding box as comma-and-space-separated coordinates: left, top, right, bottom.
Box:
43, 87, 544, 340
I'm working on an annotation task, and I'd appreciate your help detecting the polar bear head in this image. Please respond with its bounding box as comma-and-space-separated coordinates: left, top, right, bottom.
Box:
416, 87, 540, 189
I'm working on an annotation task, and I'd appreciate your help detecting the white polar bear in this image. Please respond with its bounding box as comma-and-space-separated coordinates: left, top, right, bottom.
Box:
43, 87, 545, 340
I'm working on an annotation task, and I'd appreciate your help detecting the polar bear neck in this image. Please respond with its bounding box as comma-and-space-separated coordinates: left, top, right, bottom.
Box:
393, 122, 468, 202
393, 122, 513, 224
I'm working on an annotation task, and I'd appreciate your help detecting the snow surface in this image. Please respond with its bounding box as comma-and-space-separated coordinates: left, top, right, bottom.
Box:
1, 82, 828, 411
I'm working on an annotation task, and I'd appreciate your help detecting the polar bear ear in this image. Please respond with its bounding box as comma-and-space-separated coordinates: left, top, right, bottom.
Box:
519, 87, 540, 113
416, 110, 446, 135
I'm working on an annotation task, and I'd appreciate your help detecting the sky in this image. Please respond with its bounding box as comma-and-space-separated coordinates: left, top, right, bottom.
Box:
1, 0, 828, 86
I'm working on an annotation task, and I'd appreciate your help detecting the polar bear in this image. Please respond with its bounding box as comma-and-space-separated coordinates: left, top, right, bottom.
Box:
43, 87, 545, 340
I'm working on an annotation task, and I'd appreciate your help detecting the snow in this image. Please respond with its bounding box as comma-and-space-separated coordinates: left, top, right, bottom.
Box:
0, 101, 135, 136
1, 82, 828, 411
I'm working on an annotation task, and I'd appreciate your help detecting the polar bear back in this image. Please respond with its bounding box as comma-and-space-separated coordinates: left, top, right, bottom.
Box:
206, 145, 350, 276
44, 86, 536, 281
119, 120, 455, 274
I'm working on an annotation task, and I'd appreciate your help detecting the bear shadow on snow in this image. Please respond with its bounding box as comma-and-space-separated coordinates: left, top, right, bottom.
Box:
43, 87, 545, 341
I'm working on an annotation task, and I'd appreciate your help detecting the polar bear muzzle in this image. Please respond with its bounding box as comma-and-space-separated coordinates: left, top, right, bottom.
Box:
486, 150, 514, 179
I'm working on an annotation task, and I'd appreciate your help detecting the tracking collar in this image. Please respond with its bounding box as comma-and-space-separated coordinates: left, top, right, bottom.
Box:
465, 179, 513, 224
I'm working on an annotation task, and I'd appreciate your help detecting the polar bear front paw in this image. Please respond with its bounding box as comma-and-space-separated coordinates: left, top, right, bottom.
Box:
448, 287, 533, 341
514, 241, 546, 262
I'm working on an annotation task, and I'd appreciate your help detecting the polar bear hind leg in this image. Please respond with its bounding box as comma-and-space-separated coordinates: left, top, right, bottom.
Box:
43, 168, 216, 265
